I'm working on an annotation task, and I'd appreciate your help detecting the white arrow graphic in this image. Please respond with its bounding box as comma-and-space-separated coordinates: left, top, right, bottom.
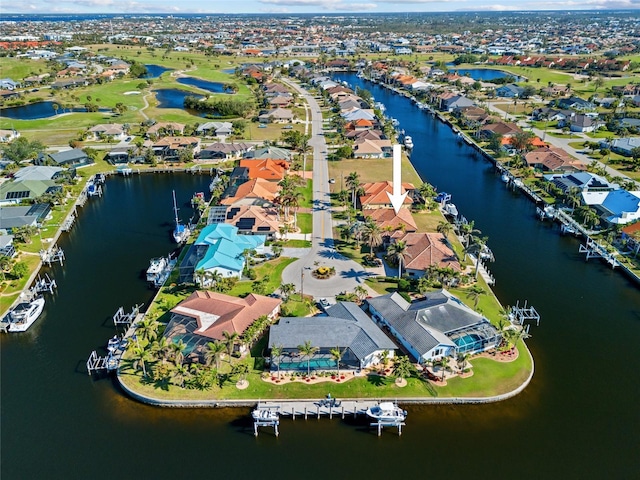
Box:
387, 143, 408, 215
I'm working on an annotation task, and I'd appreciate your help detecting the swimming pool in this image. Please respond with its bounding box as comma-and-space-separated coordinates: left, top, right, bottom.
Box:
277, 358, 337, 370
454, 334, 482, 349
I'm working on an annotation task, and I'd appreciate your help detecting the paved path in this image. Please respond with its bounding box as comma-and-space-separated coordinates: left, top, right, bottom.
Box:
279, 79, 373, 299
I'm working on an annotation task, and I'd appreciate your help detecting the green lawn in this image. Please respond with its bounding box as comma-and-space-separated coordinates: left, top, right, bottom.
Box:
271, 239, 312, 248
227, 257, 297, 297
328, 151, 423, 188
300, 179, 313, 208
296, 213, 312, 234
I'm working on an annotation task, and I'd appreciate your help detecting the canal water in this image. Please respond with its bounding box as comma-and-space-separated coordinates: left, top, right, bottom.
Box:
2, 77, 639, 478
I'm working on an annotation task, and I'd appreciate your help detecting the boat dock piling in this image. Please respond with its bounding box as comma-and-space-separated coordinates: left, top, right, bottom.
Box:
40, 246, 65, 266
60, 211, 76, 232
33, 274, 57, 294
579, 238, 620, 268
509, 301, 541, 327
113, 305, 140, 327
371, 419, 405, 436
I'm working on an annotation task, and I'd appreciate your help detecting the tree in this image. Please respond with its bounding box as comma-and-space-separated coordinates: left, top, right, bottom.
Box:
354, 285, 368, 302
280, 283, 295, 301
172, 363, 191, 388
171, 340, 187, 367
345, 171, 361, 209
437, 220, 453, 242
465, 284, 486, 309
387, 240, 410, 279
204, 341, 225, 370
510, 131, 535, 153
11, 261, 29, 279
270, 344, 283, 379
465, 235, 489, 279
362, 220, 382, 256
222, 330, 239, 359
330, 347, 345, 377
2, 137, 45, 166
297, 340, 319, 377
393, 355, 413, 381
440, 356, 450, 381
135, 317, 159, 344
456, 352, 470, 372
131, 345, 152, 378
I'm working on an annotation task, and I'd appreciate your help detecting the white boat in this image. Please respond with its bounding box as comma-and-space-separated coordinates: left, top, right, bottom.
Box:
365, 402, 407, 422
252, 408, 279, 421
404, 135, 414, 149
146, 256, 175, 287
172, 190, 191, 244
443, 202, 459, 218
501, 173, 510, 183
1, 296, 45, 332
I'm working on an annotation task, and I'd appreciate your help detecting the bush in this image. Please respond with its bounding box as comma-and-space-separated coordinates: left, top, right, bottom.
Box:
398, 291, 412, 303
247, 269, 257, 280
397, 278, 411, 291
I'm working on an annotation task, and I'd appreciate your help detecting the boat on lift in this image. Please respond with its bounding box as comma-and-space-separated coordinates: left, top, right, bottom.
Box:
365, 402, 407, 422
404, 135, 414, 149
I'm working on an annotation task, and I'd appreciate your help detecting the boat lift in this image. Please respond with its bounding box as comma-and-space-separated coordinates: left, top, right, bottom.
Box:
113, 305, 140, 327
508, 301, 541, 327
40, 246, 65, 266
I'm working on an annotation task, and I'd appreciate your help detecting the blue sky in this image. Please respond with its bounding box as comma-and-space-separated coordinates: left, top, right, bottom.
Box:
5, 0, 640, 14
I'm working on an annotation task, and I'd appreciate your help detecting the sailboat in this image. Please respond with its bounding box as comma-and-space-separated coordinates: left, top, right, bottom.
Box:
172, 190, 191, 244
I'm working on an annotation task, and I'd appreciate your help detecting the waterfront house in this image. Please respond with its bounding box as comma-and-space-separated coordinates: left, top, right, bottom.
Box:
192, 223, 266, 279
152, 136, 201, 158
224, 205, 281, 238
164, 291, 281, 360
0, 179, 60, 205
0, 203, 51, 230
0, 234, 16, 258
359, 181, 415, 209
268, 302, 397, 371
36, 149, 93, 168
581, 189, 640, 225
199, 142, 253, 161
388, 232, 461, 278
364, 208, 418, 237
12, 165, 65, 182
239, 158, 289, 181
544, 172, 617, 193
441, 95, 476, 112
352, 138, 391, 159
219, 178, 280, 207
106, 146, 135, 164
244, 146, 293, 161
524, 147, 586, 173
366, 290, 501, 363
478, 121, 522, 139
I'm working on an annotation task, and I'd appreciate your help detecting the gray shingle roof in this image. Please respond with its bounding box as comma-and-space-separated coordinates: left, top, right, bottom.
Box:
268, 302, 395, 362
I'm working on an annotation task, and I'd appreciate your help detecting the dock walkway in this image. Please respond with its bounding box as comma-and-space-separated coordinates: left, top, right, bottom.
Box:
257, 399, 379, 419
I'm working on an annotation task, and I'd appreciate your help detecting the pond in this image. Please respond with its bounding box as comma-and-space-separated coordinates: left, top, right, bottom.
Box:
451, 68, 520, 82
0, 101, 109, 120
177, 76, 229, 94
154, 88, 203, 110
143, 64, 172, 79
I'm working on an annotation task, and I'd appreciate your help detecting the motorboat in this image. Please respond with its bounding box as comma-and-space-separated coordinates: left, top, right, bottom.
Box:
443, 202, 459, 218
252, 408, 279, 421
404, 135, 414, 149
1, 296, 45, 332
365, 402, 407, 422
172, 190, 191, 244
146, 255, 175, 287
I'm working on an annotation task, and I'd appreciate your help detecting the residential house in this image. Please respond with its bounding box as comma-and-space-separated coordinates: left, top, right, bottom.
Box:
581, 189, 640, 225
565, 114, 604, 133
0, 235, 16, 258
0, 203, 51, 229
359, 181, 415, 209
146, 122, 185, 138
366, 290, 501, 363
36, 149, 93, 168
88, 124, 126, 142
389, 232, 461, 278
12, 165, 64, 182
199, 142, 253, 160
239, 158, 289, 181
244, 146, 293, 161
478, 121, 522, 140
268, 302, 397, 371
364, 208, 418, 237
0, 129, 20, 143
524, 147, 586, 173
196, 121, 233, 138
556, 96, 596, 112
152, 137, 201, 158
609, 137, 640, 157
544, 172, 617, 193
495, 84, 525, 98
192, 223, 266, 279
224, 205, 281, 238
164, 291, 281, 360
352, 138, 391, 159
258, 107, 294, 124
220, 178, 280, 207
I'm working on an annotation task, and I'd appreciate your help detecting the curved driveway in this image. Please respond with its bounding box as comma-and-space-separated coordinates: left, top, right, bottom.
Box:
280, 79, 371, 299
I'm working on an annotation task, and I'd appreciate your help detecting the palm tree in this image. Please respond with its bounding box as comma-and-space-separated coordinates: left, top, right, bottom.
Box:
172, 363, 191, 388
270, 344, 283, 379
393, 355, 413, 382
297, 340, 319, 377
387, 240, 410, 279
354, 285, 368, 302
418, 182, 436, 203
280, 283, 295, 301
362, 220, 382, 257
222, 331, 239, 360
171, 340, 187, 367
329, 347, 345, 377
204, 341, 225, 370
465, 285, 486, 309
465, 235, 488, 279
436, 220, 454, 242
345, 171, 360, 209
136, 317, 159, 344
131, 345, 152, 378
440, 356, 450, 381
456, 352, 470, 372
150, 337, 171, 365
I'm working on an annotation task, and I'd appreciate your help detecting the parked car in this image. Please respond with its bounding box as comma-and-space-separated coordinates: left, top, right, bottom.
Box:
282, 125, 293, 130
258, 124, 267, 128
329, 178, 336, 184
318, 298, 330, 310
